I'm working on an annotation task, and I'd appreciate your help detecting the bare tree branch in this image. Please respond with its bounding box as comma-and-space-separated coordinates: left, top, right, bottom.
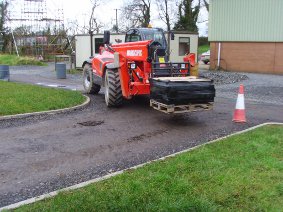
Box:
203, 0, 209, 12
156, 0, 177, 32
88, 0, 103, 33
119, 0, 151, 30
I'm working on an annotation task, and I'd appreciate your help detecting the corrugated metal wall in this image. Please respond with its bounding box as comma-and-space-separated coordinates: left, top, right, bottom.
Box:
209, 0, 283, 42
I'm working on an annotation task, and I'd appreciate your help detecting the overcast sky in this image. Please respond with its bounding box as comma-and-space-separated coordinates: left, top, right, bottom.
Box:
4, 0, 208, 36
61, 0, 208, 36
61, 0, 123, 30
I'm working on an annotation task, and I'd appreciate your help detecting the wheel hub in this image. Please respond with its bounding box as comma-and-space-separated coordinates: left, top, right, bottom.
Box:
84, 71, 91, 88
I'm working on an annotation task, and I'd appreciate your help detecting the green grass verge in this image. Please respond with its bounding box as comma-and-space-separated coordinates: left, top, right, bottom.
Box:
13, 125, 283, 211
0, 54, 46, 66
0, 81, 85, 116
198, 44, 210, 55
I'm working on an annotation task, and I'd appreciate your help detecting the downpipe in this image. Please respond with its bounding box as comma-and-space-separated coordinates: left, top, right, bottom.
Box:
217, 42, 221, 70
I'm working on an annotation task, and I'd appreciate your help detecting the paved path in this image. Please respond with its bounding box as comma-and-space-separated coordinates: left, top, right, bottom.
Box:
0, 66, 282, 207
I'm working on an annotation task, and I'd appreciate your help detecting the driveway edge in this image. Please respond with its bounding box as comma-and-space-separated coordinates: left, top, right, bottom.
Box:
1, 122, 282, 211
0, 95, 90, 121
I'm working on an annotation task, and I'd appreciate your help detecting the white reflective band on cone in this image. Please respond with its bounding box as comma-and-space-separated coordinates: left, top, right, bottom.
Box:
235, 94, 245, 109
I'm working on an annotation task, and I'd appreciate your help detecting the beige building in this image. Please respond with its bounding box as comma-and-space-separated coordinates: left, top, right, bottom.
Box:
75, 31, 198, 69
209, 0, 283, 74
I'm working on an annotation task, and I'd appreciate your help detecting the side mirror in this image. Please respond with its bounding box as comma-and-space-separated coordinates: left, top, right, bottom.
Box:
170, 32, 175, 40
103, 30, 110, 44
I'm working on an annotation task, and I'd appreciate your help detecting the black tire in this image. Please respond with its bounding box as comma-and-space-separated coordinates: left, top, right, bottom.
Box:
104, 69, 123, 107
83, 64, 101, 94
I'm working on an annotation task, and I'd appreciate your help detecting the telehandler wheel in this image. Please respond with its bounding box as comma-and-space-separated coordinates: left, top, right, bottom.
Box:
83, 63, 101, 94
104, 69, 123, 107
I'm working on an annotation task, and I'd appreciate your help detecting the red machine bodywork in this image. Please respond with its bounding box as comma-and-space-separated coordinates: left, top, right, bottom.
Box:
91, 40, 195, 99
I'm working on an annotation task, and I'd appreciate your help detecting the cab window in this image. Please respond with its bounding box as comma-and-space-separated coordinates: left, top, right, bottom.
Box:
154, 33, 163, 44
125, 30, 141, 42
141, 29, 167, 48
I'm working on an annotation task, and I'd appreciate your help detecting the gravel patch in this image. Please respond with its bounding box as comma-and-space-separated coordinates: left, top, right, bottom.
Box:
199, 70, 249, 85
198, 69, 283, 106
214, 72, 283, 106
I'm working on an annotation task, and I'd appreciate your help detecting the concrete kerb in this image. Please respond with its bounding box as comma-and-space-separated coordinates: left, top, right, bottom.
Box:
1, 122, 282, 211
0, 95, 90, 121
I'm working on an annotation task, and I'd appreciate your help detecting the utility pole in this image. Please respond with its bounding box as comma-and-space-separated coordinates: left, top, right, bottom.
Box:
114, 9, 119, 33
89, 30, 94, 57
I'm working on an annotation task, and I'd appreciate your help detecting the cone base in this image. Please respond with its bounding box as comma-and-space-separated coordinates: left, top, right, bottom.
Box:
233, 119, 247, 123
233, 109, 246, 123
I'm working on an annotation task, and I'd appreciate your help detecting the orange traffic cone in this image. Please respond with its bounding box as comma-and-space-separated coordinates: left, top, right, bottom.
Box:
233, 84, 246, 123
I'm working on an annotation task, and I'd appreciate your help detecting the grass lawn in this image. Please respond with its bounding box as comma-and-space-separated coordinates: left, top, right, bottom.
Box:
13, 125, 283, 211
198, 44, 210, 55
0, 81, 85, 116
0, 54, 46, 66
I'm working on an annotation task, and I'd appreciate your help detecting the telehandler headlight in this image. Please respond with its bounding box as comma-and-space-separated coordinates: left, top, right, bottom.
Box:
128, 62, 137, 70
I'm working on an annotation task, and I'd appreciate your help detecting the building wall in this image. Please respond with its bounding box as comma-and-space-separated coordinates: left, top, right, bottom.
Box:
210, 42, 283, 74
209, 0, 283, 42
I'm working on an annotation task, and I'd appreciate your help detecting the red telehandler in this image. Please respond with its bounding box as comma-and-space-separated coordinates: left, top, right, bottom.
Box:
83, 28, 215, 113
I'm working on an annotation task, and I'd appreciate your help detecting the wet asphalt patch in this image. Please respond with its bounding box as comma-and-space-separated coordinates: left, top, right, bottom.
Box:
77, 120, 105, 127
127, 129, 168, 143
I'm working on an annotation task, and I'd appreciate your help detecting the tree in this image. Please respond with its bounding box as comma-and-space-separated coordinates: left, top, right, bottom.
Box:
140, 0, 151, 27
0, 1, 10, 52
13, 26, 32, 36
89, 0, 103, 34
203, 0, 209, 12
156, 0, 176, 32
120, 0, 151, 30
156, 0, 177, 58
0, 1, 8, 32
88, 0, 104, 56
174, 0, 201, 32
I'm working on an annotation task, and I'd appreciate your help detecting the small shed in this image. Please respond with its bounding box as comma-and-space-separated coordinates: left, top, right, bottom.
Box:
167, 31, 198, 63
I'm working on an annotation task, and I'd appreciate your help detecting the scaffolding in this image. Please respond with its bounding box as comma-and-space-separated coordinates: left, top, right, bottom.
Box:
5, 0, 70, 58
